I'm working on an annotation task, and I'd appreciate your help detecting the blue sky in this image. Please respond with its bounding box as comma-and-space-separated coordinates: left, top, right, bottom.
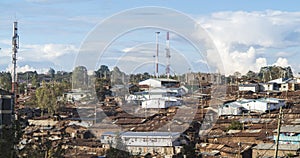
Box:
1, 0, 300, 76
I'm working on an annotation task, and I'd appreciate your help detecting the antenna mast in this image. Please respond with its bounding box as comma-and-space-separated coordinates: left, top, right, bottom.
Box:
166, 32, 170, 79
155, 32, 160, 78
12, 21, 19, 101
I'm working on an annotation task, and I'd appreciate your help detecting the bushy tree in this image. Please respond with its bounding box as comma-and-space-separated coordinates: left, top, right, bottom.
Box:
227, 121, 243, 131
48, 68, 55, 80
95, 65, 110, 79
0, 72, 12, 91
72, 66, 88, 89
35, 81, 69, 115
111, 66, 126, 85
95, 78, 111, 101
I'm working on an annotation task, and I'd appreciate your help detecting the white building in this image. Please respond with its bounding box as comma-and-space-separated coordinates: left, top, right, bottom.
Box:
262, 78, 292, 92
141, 98, 182, 109
62, 89, 92, 103
101, 131, 182, 156
237, 98, 285, 113
218, 102, 246, 116
238, 84, 259, 92
139, 78, 180, 89
126, 88, 184, 108
260, 83, 275, 92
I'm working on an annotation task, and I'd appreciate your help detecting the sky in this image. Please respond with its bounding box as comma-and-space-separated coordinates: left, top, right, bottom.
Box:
1, 0, 300, 76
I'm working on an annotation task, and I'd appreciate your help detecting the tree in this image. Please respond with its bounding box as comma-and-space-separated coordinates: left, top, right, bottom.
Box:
233, 71, 241, 78
227, 121, 243, 131
95, 65, 110, 79
111, 66, 126, 85
95, 78, 111, 101
72, 66, 88, 89
246, 70, 256, 79
48, 68, 55, 80
0, 72, 12, 91
31, 72, 39, 88
35, 81, 69, 115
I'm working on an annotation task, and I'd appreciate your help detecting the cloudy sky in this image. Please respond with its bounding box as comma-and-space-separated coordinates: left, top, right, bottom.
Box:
0, 0, 300, 76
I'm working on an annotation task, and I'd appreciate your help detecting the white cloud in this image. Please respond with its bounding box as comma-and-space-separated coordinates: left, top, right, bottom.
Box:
274, 57, 289, 67
275, 51, 292, 57
122, 47, 133, 53
255, 57, 267, 69
198, 10, 300, 75
6, 64, 49, 74
20, 43, 77, 60
0, 42, 78, 72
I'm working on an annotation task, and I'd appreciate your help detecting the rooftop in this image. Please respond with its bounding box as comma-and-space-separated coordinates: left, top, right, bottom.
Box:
273, 125, 300, 133
102, 131, 181, 138
253, 143, 300, 151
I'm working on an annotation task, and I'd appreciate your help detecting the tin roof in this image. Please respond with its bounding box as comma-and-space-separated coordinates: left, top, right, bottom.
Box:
253, 143, 300, 151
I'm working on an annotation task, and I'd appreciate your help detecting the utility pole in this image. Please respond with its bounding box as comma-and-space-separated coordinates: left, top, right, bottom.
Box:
12, 21, 19, 103
274, 106, 283, 158
165, 32, 170, 79
155, 32, 160, 78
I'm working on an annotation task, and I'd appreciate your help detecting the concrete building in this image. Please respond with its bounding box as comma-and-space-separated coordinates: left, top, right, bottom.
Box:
0, 89, 14, 129
101, 131, 183, 156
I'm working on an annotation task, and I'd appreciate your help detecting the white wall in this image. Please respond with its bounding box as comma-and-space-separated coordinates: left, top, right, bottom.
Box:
239, 86, 258, 92
141, 99, 180, 109
280, 83, 289, 91
240, 99, 285, 113
261, 84, 274, 91
218, 106, 242, 115
124, 136, 173, 147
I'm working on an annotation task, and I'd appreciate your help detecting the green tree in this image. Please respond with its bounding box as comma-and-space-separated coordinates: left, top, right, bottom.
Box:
48, 68, 55, 80
227, 121, 243, 131
0, 72, 12, 91
95, 65, 110, 79
95, 78, 111, 101
31, 72, 39, 88
72, 66, 88, 89
111, 66, 126, 85
35, 82, 69, 115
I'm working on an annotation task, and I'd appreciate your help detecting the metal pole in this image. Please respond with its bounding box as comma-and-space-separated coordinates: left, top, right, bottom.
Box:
155, 32, 160, 78
166, 32, 170, 79
12, 21, 19, 102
